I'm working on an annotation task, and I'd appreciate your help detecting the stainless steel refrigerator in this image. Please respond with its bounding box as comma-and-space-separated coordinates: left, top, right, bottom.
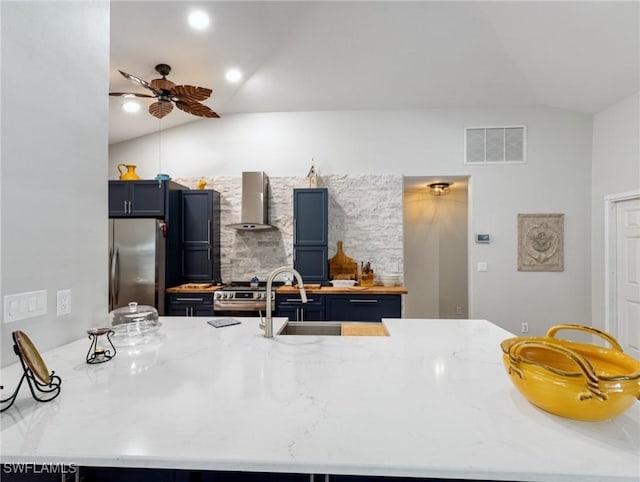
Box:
108, 218, 166, 313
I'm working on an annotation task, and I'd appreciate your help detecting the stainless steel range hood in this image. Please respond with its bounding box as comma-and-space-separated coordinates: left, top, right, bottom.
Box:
227, 172, 275, 230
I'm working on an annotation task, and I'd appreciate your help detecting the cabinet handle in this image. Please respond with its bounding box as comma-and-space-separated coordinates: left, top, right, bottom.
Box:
123, 200, 127, 213
127, 200, 132, 214
207, 220, 211, 244
176, 297, 204, 302
300, 308, 305, 321
185, 307, 189, 316
158, 180, 162, 189
208, 247, 211, 260
286, 298, 314, 302
349, 299, 378, 303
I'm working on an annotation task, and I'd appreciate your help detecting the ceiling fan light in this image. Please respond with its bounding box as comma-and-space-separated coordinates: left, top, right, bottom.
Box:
188, 10, 210, 30
122, 101, 141, 113
225, 69, 242, 83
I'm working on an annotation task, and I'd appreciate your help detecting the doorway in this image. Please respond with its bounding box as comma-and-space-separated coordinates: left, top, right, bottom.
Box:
403, 176, 469, 318
605, 191, 640, 358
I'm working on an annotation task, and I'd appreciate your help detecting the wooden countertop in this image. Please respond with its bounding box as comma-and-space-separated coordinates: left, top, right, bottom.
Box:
166, 284, 407, 295
166, 283, 224, 293
276, 285, 408, 295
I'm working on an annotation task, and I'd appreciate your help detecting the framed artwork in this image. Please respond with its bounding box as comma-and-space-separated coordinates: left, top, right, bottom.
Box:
518, 213, 564, 271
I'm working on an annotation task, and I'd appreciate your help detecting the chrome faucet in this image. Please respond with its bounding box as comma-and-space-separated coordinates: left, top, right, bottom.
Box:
261, 266, 307, 338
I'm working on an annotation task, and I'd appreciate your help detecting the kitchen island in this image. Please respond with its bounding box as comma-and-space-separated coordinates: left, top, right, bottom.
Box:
0, 317, 638, 481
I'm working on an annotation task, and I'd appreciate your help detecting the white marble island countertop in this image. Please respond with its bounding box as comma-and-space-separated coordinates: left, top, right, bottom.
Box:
1, 317, 638, 481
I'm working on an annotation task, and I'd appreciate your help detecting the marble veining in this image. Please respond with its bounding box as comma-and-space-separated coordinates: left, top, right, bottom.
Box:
1, 317, 639, 482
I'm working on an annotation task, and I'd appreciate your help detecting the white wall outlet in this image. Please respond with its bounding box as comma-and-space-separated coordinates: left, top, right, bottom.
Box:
477, 262, 488, 272
57, 289, 72, 316
3, 290, 47, 323
456, 306, 463, 314
521, 322, 529, 333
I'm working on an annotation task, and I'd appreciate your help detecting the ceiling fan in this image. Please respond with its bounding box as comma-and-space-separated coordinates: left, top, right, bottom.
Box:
109, 63, 220, 119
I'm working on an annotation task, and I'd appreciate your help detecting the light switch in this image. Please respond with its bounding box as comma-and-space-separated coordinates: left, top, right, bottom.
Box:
477, 262, 488, 272
3, 290, 47, 323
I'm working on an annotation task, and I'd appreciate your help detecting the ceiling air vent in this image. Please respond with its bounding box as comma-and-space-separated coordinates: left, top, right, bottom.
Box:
465, 126, 526, 164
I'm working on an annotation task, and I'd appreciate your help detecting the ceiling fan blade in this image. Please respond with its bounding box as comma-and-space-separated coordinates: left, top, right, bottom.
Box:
149, 101, 173, 119
118, 70, 162, 95
150, 77, 176, 91
175, 99, 220, 118
171, 85, 212, 102
109, 92, 156, 98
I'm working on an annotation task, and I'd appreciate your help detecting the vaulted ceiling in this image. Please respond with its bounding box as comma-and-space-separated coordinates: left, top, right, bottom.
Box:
109, 1, 639, 145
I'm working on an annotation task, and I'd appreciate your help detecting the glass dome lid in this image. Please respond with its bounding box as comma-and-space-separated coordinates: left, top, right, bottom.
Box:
110, 302, 158, 326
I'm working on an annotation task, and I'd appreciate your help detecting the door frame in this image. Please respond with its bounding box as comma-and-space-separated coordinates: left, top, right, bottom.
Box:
604, 189, 640, 336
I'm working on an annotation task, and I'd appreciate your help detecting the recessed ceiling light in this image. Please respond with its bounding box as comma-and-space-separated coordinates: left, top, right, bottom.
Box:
188, 10, 210, 30
122, 101, 140, 113
225, 69, 242, 83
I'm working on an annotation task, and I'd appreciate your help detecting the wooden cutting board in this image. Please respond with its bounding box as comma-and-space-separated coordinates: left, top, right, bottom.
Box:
328, 241, 358, 280
341, 323, 389, 336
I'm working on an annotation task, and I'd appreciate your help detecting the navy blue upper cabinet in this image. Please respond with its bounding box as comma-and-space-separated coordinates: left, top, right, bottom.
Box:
109, 180, 166, 217
294, 188, 328, 245
293, 188, 328, 284
180, 190, 221, 283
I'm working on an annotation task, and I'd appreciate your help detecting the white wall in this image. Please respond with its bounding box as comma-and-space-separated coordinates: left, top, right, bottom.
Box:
591, 92, 640, 330
1, 2, 109, 366
111, 106, 593, 336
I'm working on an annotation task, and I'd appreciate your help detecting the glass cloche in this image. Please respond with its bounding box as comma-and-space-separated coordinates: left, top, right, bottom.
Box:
108, 302, 161, 346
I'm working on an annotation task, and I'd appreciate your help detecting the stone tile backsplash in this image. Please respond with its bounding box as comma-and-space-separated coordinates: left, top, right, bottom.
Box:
173, 174, 403, 283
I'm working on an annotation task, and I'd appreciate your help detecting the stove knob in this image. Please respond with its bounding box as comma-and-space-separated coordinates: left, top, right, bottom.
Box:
224, 293, 232, 300
214, 292, 220, 299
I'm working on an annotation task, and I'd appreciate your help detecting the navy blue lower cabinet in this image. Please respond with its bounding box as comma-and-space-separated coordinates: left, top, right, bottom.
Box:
325, 295, 401, 322
166, 293, 214, 317
275, 294, 325, 321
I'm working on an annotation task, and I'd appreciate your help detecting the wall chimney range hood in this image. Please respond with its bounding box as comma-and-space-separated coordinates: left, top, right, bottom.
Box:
227, 171, 275, 230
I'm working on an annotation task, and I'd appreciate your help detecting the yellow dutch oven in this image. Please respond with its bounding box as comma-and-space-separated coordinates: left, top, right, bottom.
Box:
501, 324, 640, 421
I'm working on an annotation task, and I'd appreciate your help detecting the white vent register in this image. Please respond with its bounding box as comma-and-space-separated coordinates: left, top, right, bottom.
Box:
465, 126, 526, 164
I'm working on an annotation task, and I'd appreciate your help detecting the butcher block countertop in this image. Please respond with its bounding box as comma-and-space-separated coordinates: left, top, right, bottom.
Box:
276, 285, 408, 295
166, 283, 223, 293
166, 284, 408, 295
1, 317, 638, 481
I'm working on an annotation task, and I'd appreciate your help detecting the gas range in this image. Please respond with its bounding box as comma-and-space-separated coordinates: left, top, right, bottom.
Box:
213, 281, 284, 314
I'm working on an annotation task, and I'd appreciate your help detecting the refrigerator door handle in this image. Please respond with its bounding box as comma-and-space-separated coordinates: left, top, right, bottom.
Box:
109, 248, 114, 308
112, 248, 120, 307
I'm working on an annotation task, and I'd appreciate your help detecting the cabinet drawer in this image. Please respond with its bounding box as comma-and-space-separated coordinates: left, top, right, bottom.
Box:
325, 295, 401, 322
167, 293, 214, 305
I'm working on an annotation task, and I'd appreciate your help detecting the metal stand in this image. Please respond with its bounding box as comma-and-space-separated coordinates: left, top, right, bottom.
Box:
1, 332, 62, 412
86, 328, 116, 364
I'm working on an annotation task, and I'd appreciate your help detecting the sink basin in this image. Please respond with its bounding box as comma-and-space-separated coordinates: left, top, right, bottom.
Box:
277, 321, 342, 336
277, 321, 389, 336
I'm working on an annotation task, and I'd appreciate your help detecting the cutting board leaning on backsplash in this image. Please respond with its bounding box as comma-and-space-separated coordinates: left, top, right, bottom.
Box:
328, 241, 358, 280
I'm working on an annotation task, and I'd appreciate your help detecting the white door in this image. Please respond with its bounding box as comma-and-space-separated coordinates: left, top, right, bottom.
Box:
616, 198, 640, 358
